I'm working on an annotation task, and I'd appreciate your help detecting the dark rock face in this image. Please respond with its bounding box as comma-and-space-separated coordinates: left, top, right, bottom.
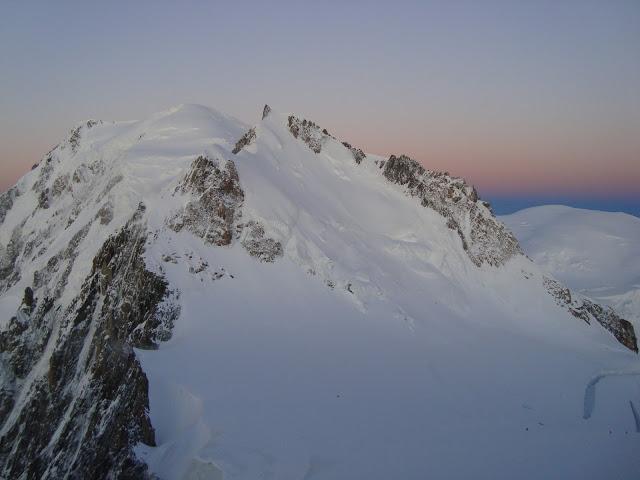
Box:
51, 174, 70, 199
96, 201, 114, 225
238, 221, 284, 263
168, 155, 244, 246
68, 120, 99, 154
21, 287, 34, 313
30, 144, 85, 215
31, 222, 91, 301
341, 142, 366, 164
287, 115, 326, 154
0, 187, 19, 227
38, 189, 50, 209
285, 112, 365, 163
0, 223, 25, 293
379, 154, 521, 267
169, 156, 283, 262
544, 277, 637, 352
30, 155, 57, 213
0, 209, 179, 479
33, 155, 55, 196
262, 104, 272, 119
232, 127, 256, 154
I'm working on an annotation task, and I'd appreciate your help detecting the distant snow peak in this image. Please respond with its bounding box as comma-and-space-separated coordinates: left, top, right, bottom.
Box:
501, 205, 640, 327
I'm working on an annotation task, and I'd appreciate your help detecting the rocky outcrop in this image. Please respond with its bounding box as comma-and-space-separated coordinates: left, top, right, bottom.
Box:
544, 277, 637, 352
378, 154, 521, 267
262, 104, 272, 120
96, 201, 114, 225
341, 142, 366, 164
51, 174, 70, 199
168, 156, 244, 246
238, 221, 283, 263
0, 208, 180, 479
0, 223, 25, 293
169, 156, 283, 262
0, 187, 19, 226
285, 112, 364, 163
287, 115, 326, 154
27, 121, 102, 218
232, 127, 256, 154
68, 120, 99, 154
32, 222, 91, 301
32, 155, 55, 202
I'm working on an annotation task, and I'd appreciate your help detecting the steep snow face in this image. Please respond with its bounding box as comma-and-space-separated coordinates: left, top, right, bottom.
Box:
0, 105, 638, 480
502, 206, 640, 326
140, 109, 638, 479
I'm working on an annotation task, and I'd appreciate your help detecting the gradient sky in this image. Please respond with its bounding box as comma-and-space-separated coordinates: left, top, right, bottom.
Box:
1, 0, 639, 212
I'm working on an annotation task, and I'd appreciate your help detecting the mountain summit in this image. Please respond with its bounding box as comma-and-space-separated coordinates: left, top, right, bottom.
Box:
0, 104, 638, 479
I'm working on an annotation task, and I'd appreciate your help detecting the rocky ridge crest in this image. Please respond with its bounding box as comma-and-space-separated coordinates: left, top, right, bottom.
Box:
544, 276, 637, 352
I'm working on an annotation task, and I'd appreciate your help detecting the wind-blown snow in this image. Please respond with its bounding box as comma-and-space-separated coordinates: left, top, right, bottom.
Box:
501, 205, 640, 327
1, 105, 639, 479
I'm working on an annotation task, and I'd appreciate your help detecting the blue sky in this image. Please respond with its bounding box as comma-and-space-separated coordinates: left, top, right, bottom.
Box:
1, 0, 639, 215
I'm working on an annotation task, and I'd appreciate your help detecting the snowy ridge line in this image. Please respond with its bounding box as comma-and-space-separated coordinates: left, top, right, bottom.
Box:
261, 105, 521, 267
0, 103, 639, 479
239, 106, 636, 351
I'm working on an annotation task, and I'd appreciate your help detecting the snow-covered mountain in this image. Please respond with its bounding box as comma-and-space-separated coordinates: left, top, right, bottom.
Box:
502, 205, 640, 327
0, 104, 638, 480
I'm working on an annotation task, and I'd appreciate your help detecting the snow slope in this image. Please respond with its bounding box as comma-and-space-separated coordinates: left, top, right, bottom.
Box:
0, 105, 639, 479
502, 205, 640, 326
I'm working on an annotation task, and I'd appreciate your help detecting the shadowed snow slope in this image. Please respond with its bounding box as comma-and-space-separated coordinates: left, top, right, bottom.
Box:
0, 105, 638, 480
502, 205, 640, 327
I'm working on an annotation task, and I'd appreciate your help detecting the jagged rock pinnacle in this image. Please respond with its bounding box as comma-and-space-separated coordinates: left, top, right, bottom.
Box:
262, 104, 271, 119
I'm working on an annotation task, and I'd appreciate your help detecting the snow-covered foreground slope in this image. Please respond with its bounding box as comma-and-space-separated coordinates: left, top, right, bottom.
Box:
502, 205, 640, 327
0, 105, 638, 479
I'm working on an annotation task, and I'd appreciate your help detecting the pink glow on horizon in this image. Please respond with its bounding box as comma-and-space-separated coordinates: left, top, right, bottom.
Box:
1, 2, 639, 202
329, 123, 640, 198
1, 116, 639, 199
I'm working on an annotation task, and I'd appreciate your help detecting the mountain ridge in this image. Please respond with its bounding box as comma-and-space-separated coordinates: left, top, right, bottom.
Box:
0, 104, 638, 479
